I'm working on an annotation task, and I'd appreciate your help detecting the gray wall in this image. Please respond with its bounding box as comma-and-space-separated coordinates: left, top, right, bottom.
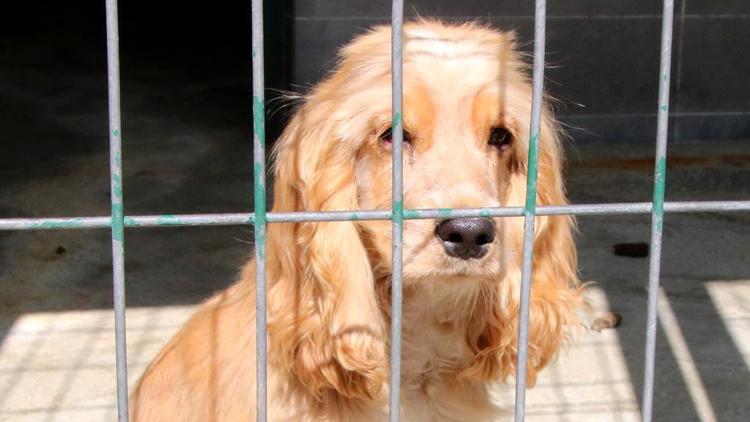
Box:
286, 1, 750, 144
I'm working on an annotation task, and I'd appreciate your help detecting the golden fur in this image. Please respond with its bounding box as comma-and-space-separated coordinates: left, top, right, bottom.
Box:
130, 21, 584, 421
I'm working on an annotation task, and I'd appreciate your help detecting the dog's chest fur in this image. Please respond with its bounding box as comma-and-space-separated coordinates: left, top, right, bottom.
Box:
393, 283, 498, 421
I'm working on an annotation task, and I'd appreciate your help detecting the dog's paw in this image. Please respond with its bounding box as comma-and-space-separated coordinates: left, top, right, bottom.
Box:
333, 325, 387, 399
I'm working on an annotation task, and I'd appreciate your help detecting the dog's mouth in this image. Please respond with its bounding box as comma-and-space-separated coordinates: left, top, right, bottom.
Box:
404, 252, 505, 283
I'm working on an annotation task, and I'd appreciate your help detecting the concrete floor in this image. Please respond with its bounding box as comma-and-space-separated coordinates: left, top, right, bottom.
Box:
2, 26, 750, 421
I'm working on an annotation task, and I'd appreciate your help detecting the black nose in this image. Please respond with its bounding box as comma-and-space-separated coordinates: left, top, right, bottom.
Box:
436, 218, 496, 260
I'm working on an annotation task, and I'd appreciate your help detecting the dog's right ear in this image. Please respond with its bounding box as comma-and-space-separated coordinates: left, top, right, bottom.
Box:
265, 101, 387, 401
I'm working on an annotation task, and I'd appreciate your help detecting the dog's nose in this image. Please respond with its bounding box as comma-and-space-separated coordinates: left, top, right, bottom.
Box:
436, 218, 496, 260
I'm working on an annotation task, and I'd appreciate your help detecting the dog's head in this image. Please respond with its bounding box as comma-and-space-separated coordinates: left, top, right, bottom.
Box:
266, 21, 581, 401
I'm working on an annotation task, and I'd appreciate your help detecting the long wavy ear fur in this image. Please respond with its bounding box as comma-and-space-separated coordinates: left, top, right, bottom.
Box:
463, 105, 583, 387
266, 99, 386, 401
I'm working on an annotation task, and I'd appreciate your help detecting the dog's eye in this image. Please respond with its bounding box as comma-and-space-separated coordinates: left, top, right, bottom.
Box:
379, 127, 413, 145
488, 127, 513, 151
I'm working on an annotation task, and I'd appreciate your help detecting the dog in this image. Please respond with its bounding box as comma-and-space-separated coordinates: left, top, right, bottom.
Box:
130, 20, 584, 421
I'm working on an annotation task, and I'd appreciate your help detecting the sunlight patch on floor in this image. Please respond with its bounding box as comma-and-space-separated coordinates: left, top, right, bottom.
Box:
705, 280, 750, 371
1, 281, 748, 421
0, 306, 195, 422
491, 286, 640, 422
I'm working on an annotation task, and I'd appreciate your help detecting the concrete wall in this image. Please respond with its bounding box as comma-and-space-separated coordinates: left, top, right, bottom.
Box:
285, 1, 750, 144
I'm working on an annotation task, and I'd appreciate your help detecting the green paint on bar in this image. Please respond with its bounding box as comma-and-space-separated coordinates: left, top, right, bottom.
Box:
252, 96, 265, 142
654, 214, 664, 233
654, 157, 667, 206
31, 219, 86, 229
524, 133, 540, 212
437, 208, 453, 217
402, 209, 422, 219
157, 215, 183, 225
479, 209, 491, 218
255, 230, 266, 259
652, 156, 667, 231
252, 96, 266, 256
253, 164, 266, 221
253, 162, 266, 259
111, 203, 124, 219
123, 217, 135, 226
653, 156, 667, 202
111, 203, 124, 241
112, 174, 123, 199
392, 200, 404, 225
392, 112, 401, 129
660, 105, 667, 112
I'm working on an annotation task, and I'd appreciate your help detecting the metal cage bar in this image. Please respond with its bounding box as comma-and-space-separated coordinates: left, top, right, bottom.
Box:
642, 1, 675, 421
513, 0, 547, 420
389, 1, 405, 421
104, 0, 129, 420
3, 200, 750, 231
251, 0, 268, 420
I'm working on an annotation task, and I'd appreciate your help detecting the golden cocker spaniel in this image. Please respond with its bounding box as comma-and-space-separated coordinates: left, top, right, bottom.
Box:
131, 20, 584, 421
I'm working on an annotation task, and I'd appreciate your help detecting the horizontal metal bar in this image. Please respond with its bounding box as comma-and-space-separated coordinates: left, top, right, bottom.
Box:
267, 210, 390, 222
0, 217, 112, 230
2, 201, 749, 231
126, 213, 254, 227
663, 201, 750, 213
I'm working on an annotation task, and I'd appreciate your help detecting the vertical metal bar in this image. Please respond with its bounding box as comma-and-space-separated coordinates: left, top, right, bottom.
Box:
642, 1, 675, 420
514, 1, 546, 421
251, 0, 268, 421
104, 0, 128, 420
389, 1, 404, 421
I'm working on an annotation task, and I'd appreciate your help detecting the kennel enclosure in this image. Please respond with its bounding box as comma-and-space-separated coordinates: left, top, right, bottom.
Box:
2, 0, 750, 421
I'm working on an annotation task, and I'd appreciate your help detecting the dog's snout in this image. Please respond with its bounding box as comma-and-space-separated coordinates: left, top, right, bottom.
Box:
436, 218, 496, 260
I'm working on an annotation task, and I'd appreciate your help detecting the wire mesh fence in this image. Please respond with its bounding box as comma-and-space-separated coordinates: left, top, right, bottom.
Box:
1, 0, 749, 421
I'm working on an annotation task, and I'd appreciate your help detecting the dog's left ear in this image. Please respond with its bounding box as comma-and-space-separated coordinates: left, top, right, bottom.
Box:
266, 100, 387, 401
464, 106, 583, 386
